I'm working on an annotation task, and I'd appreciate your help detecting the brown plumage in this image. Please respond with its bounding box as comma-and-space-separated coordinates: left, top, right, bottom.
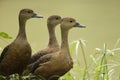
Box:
31, 17, 86, 80
0, 9, 43, 76
28, 15, 61, 65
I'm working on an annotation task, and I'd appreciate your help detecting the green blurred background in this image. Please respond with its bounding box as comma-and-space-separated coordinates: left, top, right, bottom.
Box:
0, 0, 120, 53
0, 0, 120, 79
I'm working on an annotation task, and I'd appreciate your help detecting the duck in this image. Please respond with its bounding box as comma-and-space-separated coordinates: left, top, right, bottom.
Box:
28, 15, 61, 65
31, 17, 86, 80
0, 8, 43, 76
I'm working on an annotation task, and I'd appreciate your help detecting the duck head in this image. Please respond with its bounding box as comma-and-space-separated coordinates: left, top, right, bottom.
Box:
47, 15, 61, 27
19, 8, 43, 21
60, 17, 86, 30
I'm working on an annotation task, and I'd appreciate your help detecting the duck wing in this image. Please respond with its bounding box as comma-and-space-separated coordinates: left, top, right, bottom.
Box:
31, 54, 52, 73
0, 45, 9, 63
29, 50, 49, 64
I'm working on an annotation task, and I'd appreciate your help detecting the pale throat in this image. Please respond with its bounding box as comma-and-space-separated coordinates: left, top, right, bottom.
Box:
61, 27, 69, 50
17, 17, 27, 40
47, 23, 58, 46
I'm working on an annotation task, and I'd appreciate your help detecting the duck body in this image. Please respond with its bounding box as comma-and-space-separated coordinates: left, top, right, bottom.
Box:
0, 39, 31, 75
29, 15, 61, 65
0, 8, 42, 76
29, 43, 59, 64
33, 51, 73, 80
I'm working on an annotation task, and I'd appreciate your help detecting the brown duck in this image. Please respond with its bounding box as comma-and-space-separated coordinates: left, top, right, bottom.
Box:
0, 8, 43, 76
31, 17, 86, 80
29, 15, 61, 65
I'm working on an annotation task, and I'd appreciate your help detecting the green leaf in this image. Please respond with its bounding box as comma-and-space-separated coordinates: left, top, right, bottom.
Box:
0, 32, 12, 39
0, 75, 6, 80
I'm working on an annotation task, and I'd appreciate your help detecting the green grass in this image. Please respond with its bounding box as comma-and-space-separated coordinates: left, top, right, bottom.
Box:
59, 39, 120, 80
0, 33, 120, 80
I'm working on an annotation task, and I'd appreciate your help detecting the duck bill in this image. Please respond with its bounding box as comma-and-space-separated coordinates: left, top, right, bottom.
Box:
74, 22, 86, 28
32, 13, 43, 18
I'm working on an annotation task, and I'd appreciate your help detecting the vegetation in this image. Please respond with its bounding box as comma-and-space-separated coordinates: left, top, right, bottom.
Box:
0, 32, 120, 80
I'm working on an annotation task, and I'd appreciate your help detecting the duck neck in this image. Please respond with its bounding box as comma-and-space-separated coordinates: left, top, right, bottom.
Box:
61, 27, 69, 52
17, 17, 27, 40
47, 23, 58, 47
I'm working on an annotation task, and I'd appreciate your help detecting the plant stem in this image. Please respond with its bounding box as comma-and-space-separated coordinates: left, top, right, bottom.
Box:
98, 43, 109, 80
79, 40, 90, 80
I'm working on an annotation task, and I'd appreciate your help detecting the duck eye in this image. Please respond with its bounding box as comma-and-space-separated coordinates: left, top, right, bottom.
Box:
70, 21, 73, 23
56, 18, 59, 20
27, 11, 32, 13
